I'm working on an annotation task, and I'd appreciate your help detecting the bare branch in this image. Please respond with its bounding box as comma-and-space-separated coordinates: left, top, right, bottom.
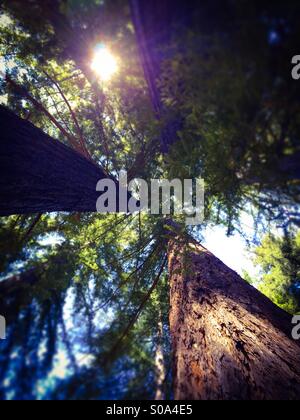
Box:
4, 73, 90, 158
42, 70, 91, 159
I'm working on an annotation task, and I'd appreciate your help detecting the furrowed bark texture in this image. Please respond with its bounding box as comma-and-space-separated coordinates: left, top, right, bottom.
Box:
0, 106, 112, 216
168, 236, 300, 400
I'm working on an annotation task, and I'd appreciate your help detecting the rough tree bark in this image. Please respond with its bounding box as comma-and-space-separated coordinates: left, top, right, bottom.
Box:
0, 106, 116, 216
168, 234, 300, 400
131, 1, 300, 400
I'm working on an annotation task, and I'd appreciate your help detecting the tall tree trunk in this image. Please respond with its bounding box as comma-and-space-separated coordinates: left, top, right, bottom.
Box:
0, 269, 40, 323
278, 151, 300, 182
0, 106, 114, 216
168, 234, 300, 400
130, 0, 195, 152
132, 3, 300, 400
154, 311, 166, 400
0, 269, 39, 296
131, 0, 300, 178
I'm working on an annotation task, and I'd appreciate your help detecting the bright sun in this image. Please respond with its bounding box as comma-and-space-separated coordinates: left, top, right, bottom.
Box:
91, 46, 118, 82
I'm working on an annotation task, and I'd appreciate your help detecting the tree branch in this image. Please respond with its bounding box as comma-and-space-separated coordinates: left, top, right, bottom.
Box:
4, 73, 90, 158
42, 69, 91, 159
107, 255, 167, 359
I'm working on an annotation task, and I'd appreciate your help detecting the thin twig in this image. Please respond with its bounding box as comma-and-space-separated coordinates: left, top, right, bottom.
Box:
107, 255, 167, 359
43, 69, 91, 160
4, 73, 86, 157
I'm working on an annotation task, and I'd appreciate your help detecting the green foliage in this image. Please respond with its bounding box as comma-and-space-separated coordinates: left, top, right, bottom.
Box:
0, 208, 171, 399
159, 3, 300, 228
0, 0, 157, 176
0, 0, 299, 400
252, 232, 300, 314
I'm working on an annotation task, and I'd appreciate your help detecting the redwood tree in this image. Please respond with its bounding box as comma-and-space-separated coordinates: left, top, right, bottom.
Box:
0, 106, 115, 216
0, 0, 300, 401
131, 0, 300, 400
168, 234, 300, 400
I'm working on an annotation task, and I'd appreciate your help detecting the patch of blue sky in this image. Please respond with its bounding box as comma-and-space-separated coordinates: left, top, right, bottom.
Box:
201, 211, 283, 280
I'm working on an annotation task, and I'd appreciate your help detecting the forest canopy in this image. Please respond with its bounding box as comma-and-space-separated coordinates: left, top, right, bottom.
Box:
0, 0, 299, 401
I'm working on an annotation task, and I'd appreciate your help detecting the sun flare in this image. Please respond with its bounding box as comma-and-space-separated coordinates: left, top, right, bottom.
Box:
91, 46, 118, 82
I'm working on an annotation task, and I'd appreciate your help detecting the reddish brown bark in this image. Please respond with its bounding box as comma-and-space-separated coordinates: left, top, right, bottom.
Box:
168, 235, 300, 400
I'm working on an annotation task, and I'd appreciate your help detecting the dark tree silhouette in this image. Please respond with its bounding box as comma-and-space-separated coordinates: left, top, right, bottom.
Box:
0, 106, 116, 216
